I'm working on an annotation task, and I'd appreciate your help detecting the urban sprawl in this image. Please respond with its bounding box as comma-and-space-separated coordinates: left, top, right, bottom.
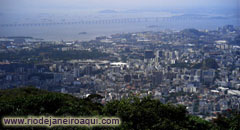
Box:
0, 25, 240, 120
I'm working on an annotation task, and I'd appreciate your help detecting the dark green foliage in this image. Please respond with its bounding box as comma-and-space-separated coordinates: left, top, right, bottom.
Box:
0, 87, 239, 130
171, 58, 219, 70
213, 114, 230, 130
202, 58, 219, 69
0, 87, 102, 118
181, 29, 206, 38
231, 35, 240, 45
192, 58, 219, 69
102, 96, 212, 130
0, 46, 108, 62
213, 112, 240, 130
171, 62, 192, 69
186, 116, 213, 130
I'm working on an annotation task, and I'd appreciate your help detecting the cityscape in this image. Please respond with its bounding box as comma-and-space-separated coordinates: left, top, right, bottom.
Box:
1, 0, 240, 129
0, 25, 240, 120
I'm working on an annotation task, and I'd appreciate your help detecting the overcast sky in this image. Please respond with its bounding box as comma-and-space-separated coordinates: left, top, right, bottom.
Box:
0, 0, 239, 14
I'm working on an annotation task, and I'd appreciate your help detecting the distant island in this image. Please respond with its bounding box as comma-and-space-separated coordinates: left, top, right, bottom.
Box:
78, 32, 87, 35
147, 25, 160, 28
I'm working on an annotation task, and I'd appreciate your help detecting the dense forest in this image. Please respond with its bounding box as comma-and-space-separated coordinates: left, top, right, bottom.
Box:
0, 87, 239, 130
171, 58, 219, 70
0, 46, 109, 62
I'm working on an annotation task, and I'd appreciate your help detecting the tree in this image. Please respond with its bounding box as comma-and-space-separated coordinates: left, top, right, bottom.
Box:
0, 87, 238, 130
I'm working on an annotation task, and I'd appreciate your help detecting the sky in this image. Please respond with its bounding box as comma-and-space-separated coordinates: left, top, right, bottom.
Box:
0, 0, 239, 14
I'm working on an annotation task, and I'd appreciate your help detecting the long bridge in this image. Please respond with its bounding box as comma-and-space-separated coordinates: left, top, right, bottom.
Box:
0, 17, 191, 27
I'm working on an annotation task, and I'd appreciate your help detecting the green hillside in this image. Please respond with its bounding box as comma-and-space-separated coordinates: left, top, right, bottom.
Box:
0, 87, 239, 130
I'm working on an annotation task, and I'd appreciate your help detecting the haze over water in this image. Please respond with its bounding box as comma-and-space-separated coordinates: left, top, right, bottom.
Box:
0, 0, 239, 41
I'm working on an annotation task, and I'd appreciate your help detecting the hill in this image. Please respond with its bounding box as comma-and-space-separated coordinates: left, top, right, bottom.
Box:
0, 87, 239, 130
180, 29, 206, 38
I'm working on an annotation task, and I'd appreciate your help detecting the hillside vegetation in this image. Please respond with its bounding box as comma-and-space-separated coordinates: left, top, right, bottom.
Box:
0, 87, 239, 130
